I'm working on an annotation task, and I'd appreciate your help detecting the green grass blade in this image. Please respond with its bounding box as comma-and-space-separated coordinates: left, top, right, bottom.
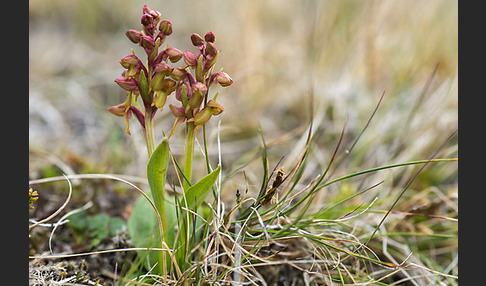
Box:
281, 158, 457, 217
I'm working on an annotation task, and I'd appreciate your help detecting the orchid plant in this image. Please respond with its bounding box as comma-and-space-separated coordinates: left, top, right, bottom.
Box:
108, 5, 232, 277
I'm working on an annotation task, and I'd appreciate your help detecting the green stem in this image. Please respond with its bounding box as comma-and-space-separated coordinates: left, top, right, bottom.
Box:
183, 122, 196, 191
177, 121, 196, 270
145, 106, 155, 157
145, 115, 168, 276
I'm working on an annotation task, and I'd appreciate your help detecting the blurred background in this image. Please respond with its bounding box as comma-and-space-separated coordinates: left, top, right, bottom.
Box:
29, 0, 457, 199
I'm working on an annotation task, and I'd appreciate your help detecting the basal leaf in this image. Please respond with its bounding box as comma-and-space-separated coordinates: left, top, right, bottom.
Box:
147, 137, 170, 230
182, 164, 221, 209
127, 193, 177, 269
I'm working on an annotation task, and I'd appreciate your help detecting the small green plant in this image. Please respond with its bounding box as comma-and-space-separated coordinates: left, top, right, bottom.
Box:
68, 211, 126, 249
108, 5, 232, 280
29, 188, 39, 210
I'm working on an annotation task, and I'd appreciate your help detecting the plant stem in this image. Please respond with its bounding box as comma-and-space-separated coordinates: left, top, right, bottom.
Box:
177, 121, 196, 271
145, 106, 155, 157
183, 122, 196, 191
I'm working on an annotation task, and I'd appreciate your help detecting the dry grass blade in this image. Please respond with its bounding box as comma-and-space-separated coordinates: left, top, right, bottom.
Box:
29, 174, 72, 230
30, 247, 172, 260
48, 201, 93, 253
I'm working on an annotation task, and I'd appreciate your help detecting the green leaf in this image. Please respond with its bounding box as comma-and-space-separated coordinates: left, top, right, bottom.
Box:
182, 164, 221, 209
147, 137, 170, 230
87, 213, 110, 248
68, 212, 126, 249
127, 193, 158, 256
108, 216, 126, 236
127, 193, 177, 269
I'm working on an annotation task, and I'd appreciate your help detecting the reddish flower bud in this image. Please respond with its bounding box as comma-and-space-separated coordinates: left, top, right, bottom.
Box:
125, 30, 142, 44
212, 72, 233, 87
140, 35, 155, 50
115, 77, 138, 91
143, 5, 161, 19
141, 14, 154, 27
141, 11, 157, 37
142, 5, 152, 15
159, 20, 172, 36
204, 53, 218, 72
169, 104, 186, 118
204, 31, 215, 43
154, 62, 172, 76
120, 55, 140, 68
205, 42, 218, 57
188, 82, 208, 109
170, 67, 187, 81
194, 81, 208, 92
164, 78, 177, 93
151, 11, 161, 21
120, 55, 141, 78
107, 102, 127, 117
185, 69, 197, 85
166, 47, 183, 63
183, 49, 198, 67
175, 80, 192, 103
191, 33, 204, 46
